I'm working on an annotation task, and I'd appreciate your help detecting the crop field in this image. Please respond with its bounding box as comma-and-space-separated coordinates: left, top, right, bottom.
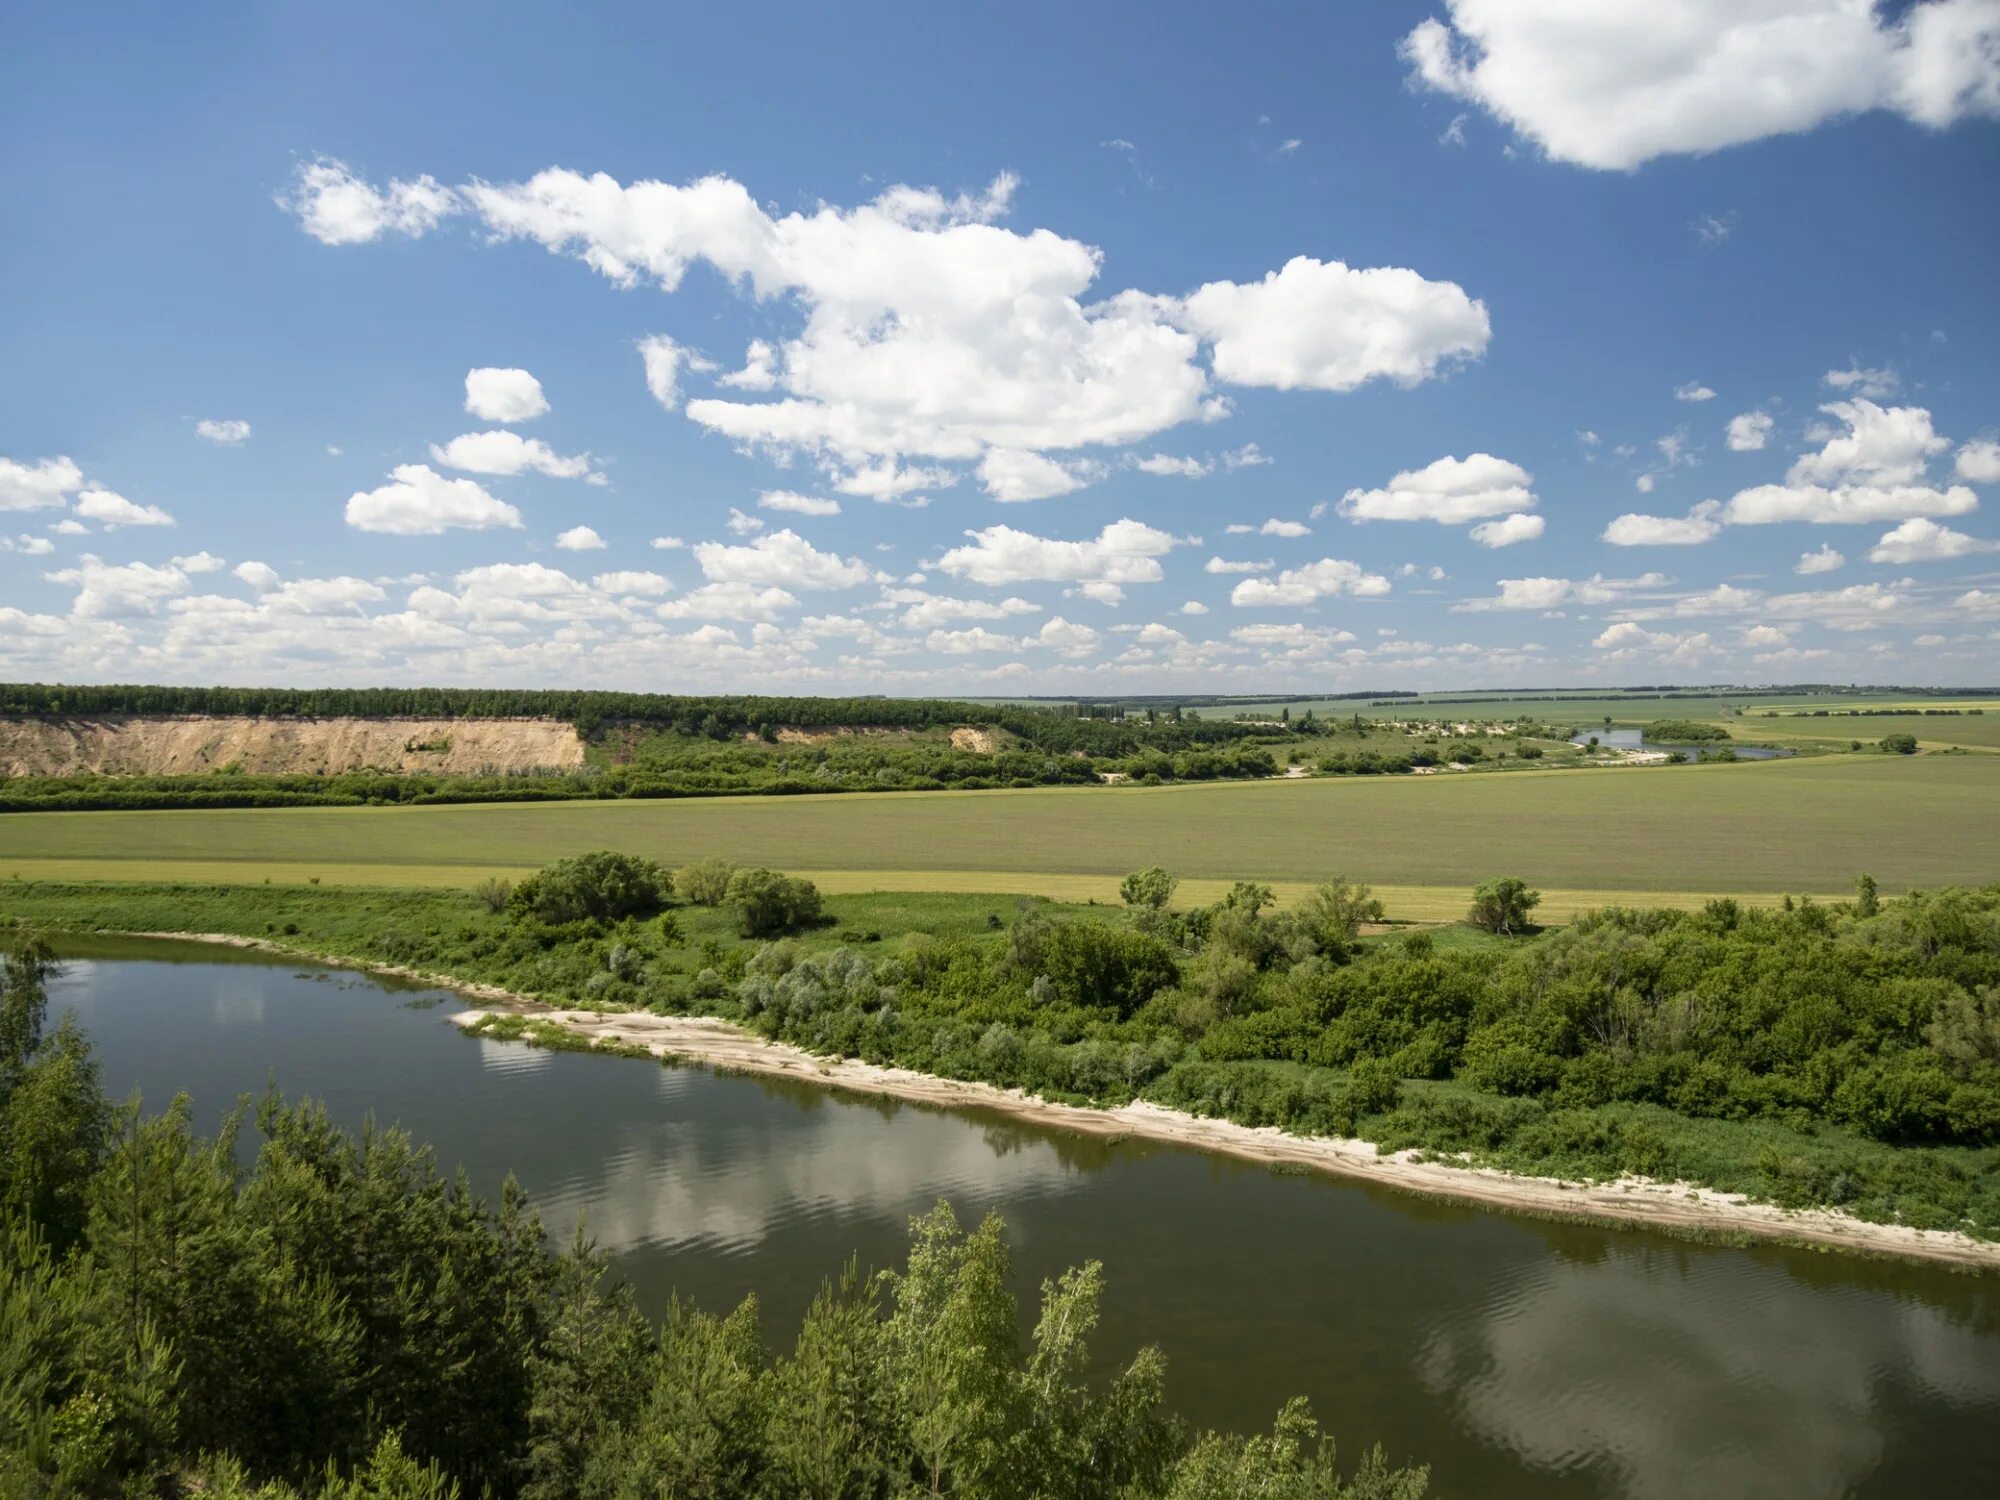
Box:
1187, 689, 1998, 725
2, 754, 1993, 919
1735, 711, 2000, 752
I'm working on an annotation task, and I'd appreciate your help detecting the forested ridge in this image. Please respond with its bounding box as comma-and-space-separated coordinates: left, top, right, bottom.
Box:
0, 939, 1428, 1500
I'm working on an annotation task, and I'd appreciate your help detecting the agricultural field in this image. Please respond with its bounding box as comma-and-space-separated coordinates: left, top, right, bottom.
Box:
4, 753, 1992, 918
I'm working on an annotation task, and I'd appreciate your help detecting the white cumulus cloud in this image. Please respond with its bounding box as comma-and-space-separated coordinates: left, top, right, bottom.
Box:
554, 526, 607, 551
195, 419, 251, 445
1602, 502, 1724, 546
1339, 453, 1536, 524
280, 156, 458, 245
1795, 543, 1846, 574
464, 368, 550, 423
1400, 0, 2000, 171
431, 430, 594, 480
1, 455, 84, 512
75, 489, 174, 528
1867, 517, 1999, 563
936, 518, 1179, 588
345, 464, 524, 534
1726, 411, 1774, 451
1230, 557, 1392, 607
1469, 512, 1546, 548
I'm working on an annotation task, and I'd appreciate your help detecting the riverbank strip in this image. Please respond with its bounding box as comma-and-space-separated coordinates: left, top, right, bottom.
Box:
54, 928, 2000, 1274
447, 1006, 2000, 1271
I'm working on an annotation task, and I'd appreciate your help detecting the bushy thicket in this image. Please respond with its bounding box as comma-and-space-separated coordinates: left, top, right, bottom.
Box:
0, 942, 1427, 1499
10, 857, 1999, 1235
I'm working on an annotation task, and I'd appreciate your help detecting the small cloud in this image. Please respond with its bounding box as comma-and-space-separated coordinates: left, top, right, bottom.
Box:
1795, 544, 1844, 575
195, 418, 251, 445
650, 536, 685, 550
1276, 138, 1302, 154
1674, 381, 1716, 403
725, 507, 764, 536
76, 488, 174, 528
1439, 113, 1469, 147
464, 368, 549, 423
1823, 365, 1898, 399
1690, 212, 1735, 246
554, 526, 606, 551
758, 490, 841, 516
1222, 443, 1272, 469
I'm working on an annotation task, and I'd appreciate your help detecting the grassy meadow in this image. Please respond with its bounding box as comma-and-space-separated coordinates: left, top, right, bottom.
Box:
2, 753, 1994, 916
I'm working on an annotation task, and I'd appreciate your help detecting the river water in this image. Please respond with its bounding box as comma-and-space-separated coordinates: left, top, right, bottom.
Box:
43, 939, 2000, 1500
1567, 729, 1789, 762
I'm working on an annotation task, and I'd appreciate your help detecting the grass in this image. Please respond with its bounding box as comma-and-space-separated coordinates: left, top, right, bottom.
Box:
2, 880, 1079, 973
2, 753, 1993, 904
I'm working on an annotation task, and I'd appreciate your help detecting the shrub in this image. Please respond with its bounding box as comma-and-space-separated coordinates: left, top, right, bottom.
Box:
675, 856, 737, 906
470, 877, 512, 914
1880, 733, 1919, 755
724, 868, 824, 937
508, 851, 672, 926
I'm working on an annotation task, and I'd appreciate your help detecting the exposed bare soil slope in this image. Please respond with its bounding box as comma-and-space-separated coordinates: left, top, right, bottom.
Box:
1, 716, 585, 777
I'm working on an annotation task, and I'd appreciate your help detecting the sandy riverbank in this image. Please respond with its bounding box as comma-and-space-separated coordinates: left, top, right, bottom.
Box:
451, 1004, 2000, 1273
91, 929, 2000, 1272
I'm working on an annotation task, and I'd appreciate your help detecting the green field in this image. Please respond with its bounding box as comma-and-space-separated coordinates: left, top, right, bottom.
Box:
3, 754, 1993, 910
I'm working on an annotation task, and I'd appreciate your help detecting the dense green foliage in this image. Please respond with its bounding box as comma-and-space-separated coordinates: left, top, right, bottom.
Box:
8, 866, 2000, 1238
0, 945, 1426, 1499
1881, 733, 1920, 755
509, 852, 672, 926
1647, 720, 1731, 742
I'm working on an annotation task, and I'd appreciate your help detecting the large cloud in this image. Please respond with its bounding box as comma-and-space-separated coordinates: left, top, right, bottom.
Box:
1339, 453, 1537, 531
430, 431, 596, 480
464, 367, 550, 423
1602, 503, 1724, 546
1722, 400, 1975, 523
0, 455, 84, 512
1866, 517, 1999, 562
1401, 0, 2000, 171
692, 529, 872, 590
288, 162, 1489, 493
1176, 256, 1489, 391
934, 518, 1178, 588
344, 464, 525, 535
1230, 558, 1393, 607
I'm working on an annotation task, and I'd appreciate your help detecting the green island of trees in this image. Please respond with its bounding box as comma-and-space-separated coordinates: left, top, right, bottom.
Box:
1646, 720, 1732, 742
0, 942, 1428, 1498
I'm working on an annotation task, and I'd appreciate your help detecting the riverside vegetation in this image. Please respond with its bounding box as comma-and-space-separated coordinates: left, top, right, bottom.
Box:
0, 941, 1430, 1500
8, 854, 1999, 1241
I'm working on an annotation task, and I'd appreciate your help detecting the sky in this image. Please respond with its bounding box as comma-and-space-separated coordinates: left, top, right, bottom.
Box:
4, 0, 2000, 695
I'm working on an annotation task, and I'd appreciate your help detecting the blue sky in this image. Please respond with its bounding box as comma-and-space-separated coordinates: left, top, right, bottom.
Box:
4, 1, 1999, 692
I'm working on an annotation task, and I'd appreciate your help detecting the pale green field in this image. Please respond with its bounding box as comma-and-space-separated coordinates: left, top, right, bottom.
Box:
2, 755, 1993, 908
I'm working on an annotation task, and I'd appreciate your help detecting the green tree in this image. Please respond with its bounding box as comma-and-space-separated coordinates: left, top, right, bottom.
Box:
1856, 872, 1880, 918
1880, 732, 1918, 755
675, 857, 739, 907
1119, 867, 1180, 911
724, 869, 825, 938
1467, 878, 1541, 936
508, 851, 672, 925
1293, 878, 1386, 952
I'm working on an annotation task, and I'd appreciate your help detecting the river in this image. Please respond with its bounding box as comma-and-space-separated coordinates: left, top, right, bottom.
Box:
45, 938, 2000, 1500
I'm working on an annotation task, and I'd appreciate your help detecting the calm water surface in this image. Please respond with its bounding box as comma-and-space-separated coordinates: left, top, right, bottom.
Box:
44, 939, 2000, 1500
1568, 729, 1789, 761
